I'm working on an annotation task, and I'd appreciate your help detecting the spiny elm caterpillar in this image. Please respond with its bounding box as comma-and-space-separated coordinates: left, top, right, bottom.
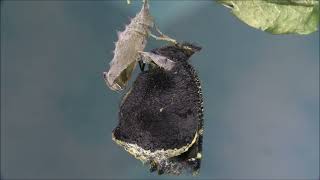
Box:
112, 43, 204, 175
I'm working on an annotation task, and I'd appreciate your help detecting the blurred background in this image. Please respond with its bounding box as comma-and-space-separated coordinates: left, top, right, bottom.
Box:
1, 0, 319, 179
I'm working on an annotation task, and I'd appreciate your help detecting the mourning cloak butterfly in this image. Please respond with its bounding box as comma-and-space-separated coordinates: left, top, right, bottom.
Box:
112, 43, 204, 175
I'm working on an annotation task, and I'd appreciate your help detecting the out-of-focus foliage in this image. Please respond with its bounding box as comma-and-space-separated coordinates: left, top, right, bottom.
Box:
217, 0, 319, 35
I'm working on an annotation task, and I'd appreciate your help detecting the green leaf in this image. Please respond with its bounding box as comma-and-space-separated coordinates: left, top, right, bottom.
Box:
217, 0, 319, 35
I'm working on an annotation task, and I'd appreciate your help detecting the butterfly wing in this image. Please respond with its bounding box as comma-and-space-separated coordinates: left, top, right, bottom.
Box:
113, 61, 203, 175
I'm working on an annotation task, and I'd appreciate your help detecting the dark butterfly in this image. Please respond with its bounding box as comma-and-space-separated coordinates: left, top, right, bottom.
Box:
112, 43, 204, 175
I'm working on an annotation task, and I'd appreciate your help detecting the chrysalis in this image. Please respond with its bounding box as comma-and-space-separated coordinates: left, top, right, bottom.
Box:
112, 43, 204, 175
104, 0, 153, 91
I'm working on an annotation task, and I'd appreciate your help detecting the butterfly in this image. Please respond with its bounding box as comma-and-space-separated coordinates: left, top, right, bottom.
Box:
112, 43, 204, 175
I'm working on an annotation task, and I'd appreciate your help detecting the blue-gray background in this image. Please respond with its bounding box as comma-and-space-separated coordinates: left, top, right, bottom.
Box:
1, 0, 319, 179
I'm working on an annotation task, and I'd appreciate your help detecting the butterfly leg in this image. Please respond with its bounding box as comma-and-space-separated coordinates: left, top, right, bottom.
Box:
138, 60, 146, 72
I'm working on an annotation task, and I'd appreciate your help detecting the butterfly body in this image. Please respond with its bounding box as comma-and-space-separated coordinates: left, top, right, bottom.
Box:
112, 44, 204, 175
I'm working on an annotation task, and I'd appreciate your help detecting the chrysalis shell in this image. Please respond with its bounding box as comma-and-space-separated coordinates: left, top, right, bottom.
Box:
104, 0, 154, 91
